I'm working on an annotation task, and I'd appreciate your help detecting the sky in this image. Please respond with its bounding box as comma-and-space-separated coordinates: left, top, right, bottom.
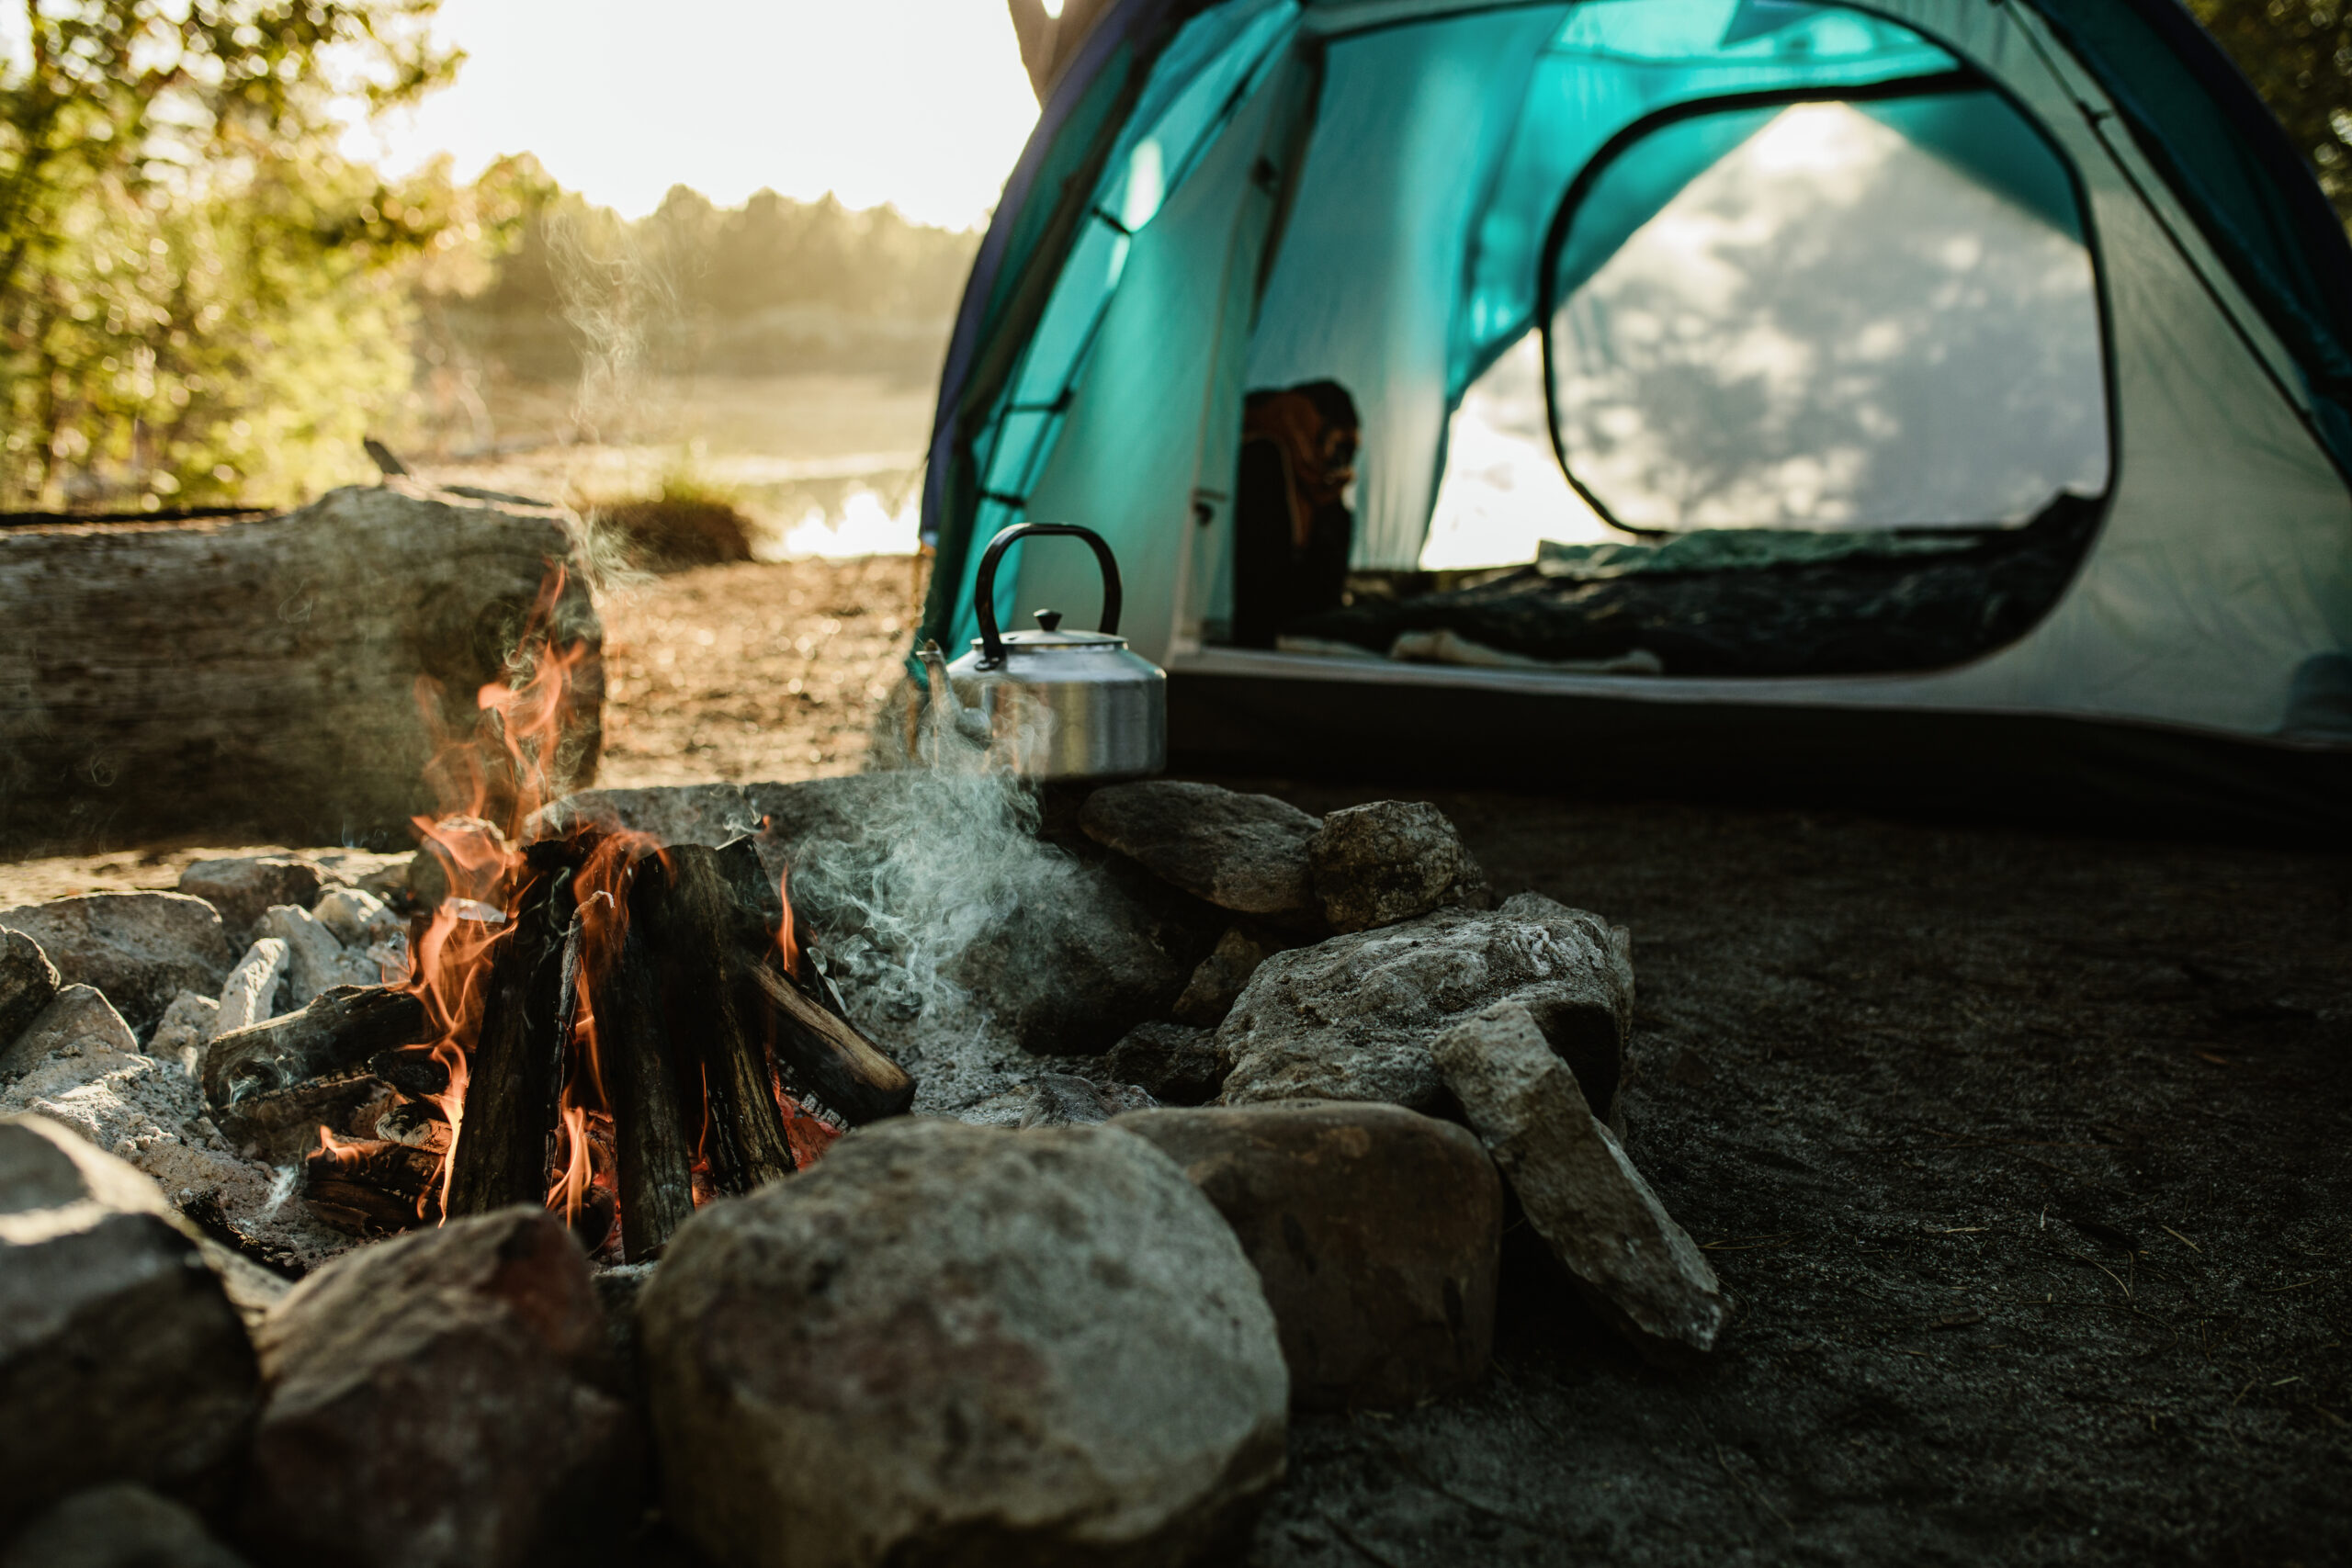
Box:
356, 0, 1045, 230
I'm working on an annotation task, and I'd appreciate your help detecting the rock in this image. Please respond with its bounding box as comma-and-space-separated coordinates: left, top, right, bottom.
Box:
239, 1207, 635, 1568
0, 1116, 260, 1531
212, 940, 288, 1038
0, 928, 60, 1053
148, 990, 220, 1076
525, 781, 766, 848
254, 906, 376, 1007
1432, 1002, 1727, 1364
176, 857, 325, 949
0, 1482, 254, 1568
311, 886, 402, 950
1116, 1100, 1501, 1409
1, 984, 139, 1078
1172, 926, 1273, 1027
640, 1118, 1288, 1568
1080, 780, 1323, 926
948, 858, 1212, 1055
1307, 799, 1494, 933
1018, 1072, 1158, 1128
1101, 1020, 1227, 1106
0, 894, 232, 1035
1217, 893, 1634, 1119
404, 815, 511, 910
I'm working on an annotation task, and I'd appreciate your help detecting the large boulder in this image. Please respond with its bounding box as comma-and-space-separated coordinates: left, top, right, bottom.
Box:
1432, 1002, 1727, 1364
0, 928, 60, 1052
640, 1117, 1289, 1568
0, 1482, 254, 1568
0, 894, 232, 1035
1079, 781, 1323, 928
0, 1116, 259, 1532
238, 1207, 635, 1568
1216, 893, 1634, 1120
1116, 1101, 1501, 1410
1307, 799, 1493, 932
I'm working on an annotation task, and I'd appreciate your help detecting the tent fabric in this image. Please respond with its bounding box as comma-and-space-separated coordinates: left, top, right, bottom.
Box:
919, 0, 2352, 750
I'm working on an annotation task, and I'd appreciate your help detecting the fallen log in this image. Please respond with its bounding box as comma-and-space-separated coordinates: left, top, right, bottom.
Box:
0, 484, 603, 857
204, 985, 431, 1110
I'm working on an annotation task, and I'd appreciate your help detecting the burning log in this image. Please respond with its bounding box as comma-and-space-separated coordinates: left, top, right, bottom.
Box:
443, 852, 582, 1217
304, 1136, 443, 1235
204, 985, 431, 1110
635, 844, 798, 1195
0, 485, 603, 858
593, 914, 696, 1261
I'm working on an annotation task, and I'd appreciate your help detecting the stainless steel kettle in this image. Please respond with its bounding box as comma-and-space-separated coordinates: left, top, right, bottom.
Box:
942, 523, 1166, 780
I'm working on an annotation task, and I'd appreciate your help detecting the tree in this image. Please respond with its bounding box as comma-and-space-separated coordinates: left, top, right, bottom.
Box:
0, 1, 464, 508
2190, 0, 2352, 221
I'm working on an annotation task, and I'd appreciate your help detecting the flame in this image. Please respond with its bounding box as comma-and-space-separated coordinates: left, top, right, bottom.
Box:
775, 866, 800, 978
316, 1124, 368, 1164
548, 1100, 593, 1225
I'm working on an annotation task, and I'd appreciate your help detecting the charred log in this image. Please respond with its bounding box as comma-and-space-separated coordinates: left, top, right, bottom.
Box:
741, 961, 915, 1125
368, 1046, 449, 1099
303, 1138, 442, 1236
637, 844, 798, 1195
445, 855, 580, 1217
204, 986, 431, 1110
594, 914, 695, 1262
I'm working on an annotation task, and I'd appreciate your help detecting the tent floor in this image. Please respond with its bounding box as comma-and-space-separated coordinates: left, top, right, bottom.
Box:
1170, 667, 2352, 844
1226, 782, 2348, 1565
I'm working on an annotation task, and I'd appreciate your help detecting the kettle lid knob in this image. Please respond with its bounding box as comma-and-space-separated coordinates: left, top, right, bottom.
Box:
1034, 609, 1064, 633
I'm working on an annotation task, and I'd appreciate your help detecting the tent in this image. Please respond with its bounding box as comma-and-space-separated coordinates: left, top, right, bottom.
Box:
919, 0, 2352, 830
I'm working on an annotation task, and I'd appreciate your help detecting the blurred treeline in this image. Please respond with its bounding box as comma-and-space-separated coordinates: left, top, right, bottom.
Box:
0, 1, 977, 513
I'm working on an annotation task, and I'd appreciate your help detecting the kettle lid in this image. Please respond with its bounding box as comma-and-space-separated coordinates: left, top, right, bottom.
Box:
979, 608, 1128, 652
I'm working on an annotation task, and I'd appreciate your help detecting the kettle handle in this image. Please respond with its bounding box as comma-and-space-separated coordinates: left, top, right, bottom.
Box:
971, 522, 1124, 670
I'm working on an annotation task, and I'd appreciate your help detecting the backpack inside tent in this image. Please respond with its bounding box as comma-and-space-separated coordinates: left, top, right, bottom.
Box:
923, 0, 2352, 833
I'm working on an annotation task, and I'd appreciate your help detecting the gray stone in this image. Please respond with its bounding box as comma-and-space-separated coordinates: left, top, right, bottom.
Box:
176, 857, 325, 949
0, 1115, 259, 1532
254, 906, 375, 1007
212, 940, 288, 1037
1100, 1021, 1227, 1107
311, 886, 402, 950
404, 815, 511, 910
0, 894, 232, 1035
0, 929, 60, 1054
524, 781, 766, 848
148, 991, 220, 1077
1432, 1002, 1727, 1364
0, 1482, 254, 1568
640, 1117, 1288, 1568
1307, 799, 1494, 933
1080, 780, 1324, 926
1217, 893, 1634, 1119
239, 1207, 635, 1568
1116, 1101, 1501, 1410
1, 985, 139, 1079
948, 858, 1211, 1055
1018, 1072, 1159, 1128
1172, 926, 1274, 1027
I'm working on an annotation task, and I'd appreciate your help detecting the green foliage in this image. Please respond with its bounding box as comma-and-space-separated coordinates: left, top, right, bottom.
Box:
2191, 0, 2352, 221
0, 0, 464, 508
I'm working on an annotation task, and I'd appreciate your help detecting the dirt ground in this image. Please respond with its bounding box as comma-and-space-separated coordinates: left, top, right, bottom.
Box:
1238, 784, 2352, 1567
5, 559, 2344, 1562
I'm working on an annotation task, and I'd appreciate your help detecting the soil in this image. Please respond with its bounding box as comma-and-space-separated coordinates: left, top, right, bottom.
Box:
1237, 783, 2352, 1567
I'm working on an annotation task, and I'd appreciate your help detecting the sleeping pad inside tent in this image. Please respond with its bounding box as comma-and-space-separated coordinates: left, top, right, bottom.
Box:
921, 0, 2352, 829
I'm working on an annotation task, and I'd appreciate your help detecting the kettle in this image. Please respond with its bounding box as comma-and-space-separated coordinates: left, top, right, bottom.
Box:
941, 523, 1167, 779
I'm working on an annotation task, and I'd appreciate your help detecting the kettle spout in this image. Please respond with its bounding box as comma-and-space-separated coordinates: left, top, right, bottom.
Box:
916, 639, 993, 765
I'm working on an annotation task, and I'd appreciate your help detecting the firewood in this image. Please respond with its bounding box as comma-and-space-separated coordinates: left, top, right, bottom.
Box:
204, 985, 431, 1111
594, 915, 695, 1262
368, 1046, 448, 1099
0, 485, 604, 858
303, 1137, 442, 1236
444, 857, 579, 1217
637, 844, 798, 1194
741, 961, 915, 1125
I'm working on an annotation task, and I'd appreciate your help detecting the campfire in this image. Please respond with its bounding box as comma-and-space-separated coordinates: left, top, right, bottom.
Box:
203, 570, 913, 1260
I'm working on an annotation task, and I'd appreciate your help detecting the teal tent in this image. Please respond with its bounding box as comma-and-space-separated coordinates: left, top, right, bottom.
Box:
921, 0, 2352, 829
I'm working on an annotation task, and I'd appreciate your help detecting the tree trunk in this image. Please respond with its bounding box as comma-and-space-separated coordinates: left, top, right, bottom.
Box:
0, 483, 603, 856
